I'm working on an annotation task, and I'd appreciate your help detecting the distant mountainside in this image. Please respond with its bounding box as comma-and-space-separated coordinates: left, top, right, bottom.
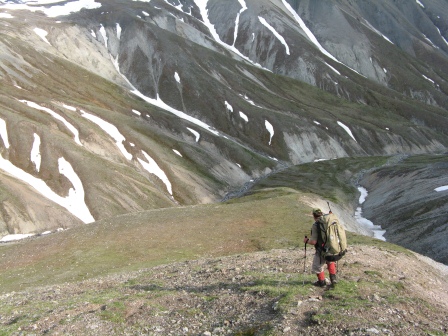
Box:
0, 0, 447, 241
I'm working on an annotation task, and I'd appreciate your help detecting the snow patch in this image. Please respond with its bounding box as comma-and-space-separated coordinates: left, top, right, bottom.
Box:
31, 133, 42, 172
174, 72, 181, 83
265, 120, 274, 145
325, 62, 340, 75
138, 150, 172, 195
239, 111, 248, 122
1, 234, 35, 242
355, 187, 386, 240
0, 12, 13, 18
192, 0, 263, 69
0, 154, 94, 224
0, 0, 101, 17
20, 100, 82, 146
116, 23, 122, 39
422, 74, 435, 84
173, 149, 183, 157
33, 28, 51, 45
435, 186, 448, 192
187, 127, 200, 142
337, 121, 357, 143
81, 110, 133, 160
232, 0, 247, 46
258, 16, 290, 55
0, 118, 10, 149
225, 101, 233, 112
99, 24, 107, 48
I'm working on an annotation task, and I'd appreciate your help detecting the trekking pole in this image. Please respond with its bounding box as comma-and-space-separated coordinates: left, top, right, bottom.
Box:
327, 201, 332, 214
303, 236, 308, 285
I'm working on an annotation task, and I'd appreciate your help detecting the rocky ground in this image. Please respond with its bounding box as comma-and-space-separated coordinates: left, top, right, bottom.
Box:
1, 245, 447, 336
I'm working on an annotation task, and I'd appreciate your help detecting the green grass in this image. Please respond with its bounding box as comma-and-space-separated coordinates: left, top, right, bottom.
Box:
0, 192, 309, 293
247, 156, 389, 205
0, 155, 419, 294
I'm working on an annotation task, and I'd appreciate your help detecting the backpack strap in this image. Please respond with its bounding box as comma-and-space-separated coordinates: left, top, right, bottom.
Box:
315, 219, 326, 252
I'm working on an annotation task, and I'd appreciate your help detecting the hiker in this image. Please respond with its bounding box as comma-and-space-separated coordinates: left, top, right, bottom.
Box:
303, 208, 338, 287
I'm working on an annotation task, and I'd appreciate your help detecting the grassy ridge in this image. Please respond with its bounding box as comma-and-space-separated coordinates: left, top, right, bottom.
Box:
0, 191, 308, 293
245, 156, 389, 204
0, 157, 412, 294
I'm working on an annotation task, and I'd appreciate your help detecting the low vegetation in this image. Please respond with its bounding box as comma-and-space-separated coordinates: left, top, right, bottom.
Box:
1, 156, 447, 334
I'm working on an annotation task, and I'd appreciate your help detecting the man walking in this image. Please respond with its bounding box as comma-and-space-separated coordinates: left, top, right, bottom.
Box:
303, 208, 338, 287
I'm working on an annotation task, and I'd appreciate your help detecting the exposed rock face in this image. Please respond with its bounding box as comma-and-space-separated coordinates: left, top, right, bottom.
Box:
359, 156, 448, 264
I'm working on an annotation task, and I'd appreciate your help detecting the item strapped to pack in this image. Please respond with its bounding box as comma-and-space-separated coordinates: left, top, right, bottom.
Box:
316, 212, 347, 262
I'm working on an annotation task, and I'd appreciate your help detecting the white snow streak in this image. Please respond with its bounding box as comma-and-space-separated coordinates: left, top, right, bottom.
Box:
422, 74, 435, 84
132, 90, 220, 137
81, 110, 133, 160
239, 94, 262, 108
192, 0, 263, 68
424, 34, 438, 48
99, 24, 108, 48
355, 187, 386, 241
233, 0, 247, 46
282, 0, 367, 77
239, 111, 248, 122
337, 121, 357, 143
112, 46, 221, 138
416, 0, 425, 8
174, 72, 181, 83
265, 120, 274, 145
33, 28, 51, 45
63, 104, 77, 111
187, 127, 200, 142
138, 150, 172, 195
363, 20, 395, 45
116, 23, 122, 39
0, 154, 94, 224
0, 0, 101, 17
325, 62, 340, 75
0, 118, 10, 149
0, 234, 35, 242
0, 13, 14, 18
173, 149, 183, 157
225, 101, 233, 112
436, 27, 448, 46
58, 157, 95, 223
435, 186, 448, 192
31, 133, 42, 172
258, 16, 290, 55
281, 0, 338, 63
20, 100, 82, 146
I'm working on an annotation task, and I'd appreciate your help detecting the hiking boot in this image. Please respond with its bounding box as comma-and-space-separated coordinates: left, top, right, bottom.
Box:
313, 280, 327, 287
330, 274, 338, 285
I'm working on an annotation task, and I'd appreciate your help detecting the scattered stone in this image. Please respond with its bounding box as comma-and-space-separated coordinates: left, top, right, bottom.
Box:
366, 327, 380, 334
0, 247, 447, 335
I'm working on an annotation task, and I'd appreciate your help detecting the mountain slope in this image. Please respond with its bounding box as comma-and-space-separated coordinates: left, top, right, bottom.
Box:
0, 187, 447, 335
0, 0, 447, 245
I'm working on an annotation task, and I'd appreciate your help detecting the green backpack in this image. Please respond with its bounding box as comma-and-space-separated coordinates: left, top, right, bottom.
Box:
317, 213, 347, 261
